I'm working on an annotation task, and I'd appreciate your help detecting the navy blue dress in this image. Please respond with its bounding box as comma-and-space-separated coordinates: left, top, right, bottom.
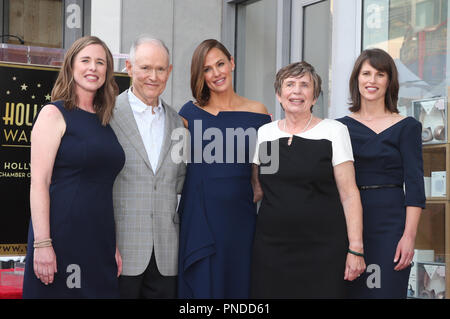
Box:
177, 101, 271, 298
337, 116, 425, 299
23, 101, 125, 298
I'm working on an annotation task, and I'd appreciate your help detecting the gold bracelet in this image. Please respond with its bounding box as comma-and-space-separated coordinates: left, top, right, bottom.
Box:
33, 238, 52, 248
34, 242, 52, 248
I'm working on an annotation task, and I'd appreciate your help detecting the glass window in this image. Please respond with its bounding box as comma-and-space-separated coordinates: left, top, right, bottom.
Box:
302, 0, 331, 119
362, 0, 448, 113
235, 0, 277, 116
4, 0, 63, 48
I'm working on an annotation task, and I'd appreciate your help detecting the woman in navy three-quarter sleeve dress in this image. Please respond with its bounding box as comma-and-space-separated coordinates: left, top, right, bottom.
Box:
337, 48, 425, 299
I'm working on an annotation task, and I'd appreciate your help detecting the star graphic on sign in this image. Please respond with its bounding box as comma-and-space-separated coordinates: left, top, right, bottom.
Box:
21, 83, 28, 91
37, 83, 41, 88
45, 94, 51, 101
31, 95, 36, 99
12, 76, 17, 81
6, 90, 10, 95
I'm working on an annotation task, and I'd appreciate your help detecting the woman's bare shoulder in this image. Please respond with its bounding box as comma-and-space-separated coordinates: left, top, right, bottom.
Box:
37, 104, 65, 121
33, 104, 66, 136
238, 97, 268, 115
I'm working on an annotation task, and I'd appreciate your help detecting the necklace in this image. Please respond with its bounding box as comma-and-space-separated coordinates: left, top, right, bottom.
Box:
284, 113, 313, 145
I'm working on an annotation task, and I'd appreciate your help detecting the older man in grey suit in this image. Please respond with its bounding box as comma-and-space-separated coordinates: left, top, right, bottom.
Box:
110, 35, 186, 299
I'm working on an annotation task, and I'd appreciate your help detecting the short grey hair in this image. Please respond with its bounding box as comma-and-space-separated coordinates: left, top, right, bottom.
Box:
128, 35, 170, 64
274, 61, 321, 100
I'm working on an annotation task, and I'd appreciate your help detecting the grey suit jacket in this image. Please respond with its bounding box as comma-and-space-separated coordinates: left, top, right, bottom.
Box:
110, 90, 186, 276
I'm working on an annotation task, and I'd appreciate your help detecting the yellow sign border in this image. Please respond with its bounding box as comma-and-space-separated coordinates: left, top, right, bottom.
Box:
0, 244, 27, 256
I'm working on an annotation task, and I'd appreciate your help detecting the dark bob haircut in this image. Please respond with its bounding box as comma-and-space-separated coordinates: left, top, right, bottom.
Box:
348, 48, 399, 113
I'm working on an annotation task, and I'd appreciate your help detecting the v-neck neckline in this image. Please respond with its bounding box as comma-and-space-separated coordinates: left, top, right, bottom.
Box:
192, 102, 266, 118
345, 115, 409, 135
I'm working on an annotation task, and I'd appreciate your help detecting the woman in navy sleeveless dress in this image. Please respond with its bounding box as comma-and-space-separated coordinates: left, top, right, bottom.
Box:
23, 36, 124, 298
177, 39, 271, 298
337, 49, 425, 298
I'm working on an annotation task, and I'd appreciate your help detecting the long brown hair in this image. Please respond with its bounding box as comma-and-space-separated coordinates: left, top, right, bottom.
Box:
349, 48, 399, 113
190, 39, 232, 107
51, 36, 118, 125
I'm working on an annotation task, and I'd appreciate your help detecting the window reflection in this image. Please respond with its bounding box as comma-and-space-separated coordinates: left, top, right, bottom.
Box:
5, 0, 63, 48
235, 0, 277, 116
363, 0, 448, 111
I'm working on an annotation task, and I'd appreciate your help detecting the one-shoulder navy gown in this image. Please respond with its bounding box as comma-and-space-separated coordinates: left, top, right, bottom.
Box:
337, 116, 425, 298
177, 101, 271, 298
23, 101, 125, 298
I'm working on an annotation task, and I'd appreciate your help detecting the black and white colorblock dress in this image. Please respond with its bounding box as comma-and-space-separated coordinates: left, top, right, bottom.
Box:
251, 119, 354, 298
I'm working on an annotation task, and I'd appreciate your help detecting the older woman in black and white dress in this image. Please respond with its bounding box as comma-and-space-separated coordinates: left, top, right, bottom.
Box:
251, 61, 365, 298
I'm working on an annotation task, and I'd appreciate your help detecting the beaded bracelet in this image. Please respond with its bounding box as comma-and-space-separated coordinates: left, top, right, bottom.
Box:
348, 249, 364, 257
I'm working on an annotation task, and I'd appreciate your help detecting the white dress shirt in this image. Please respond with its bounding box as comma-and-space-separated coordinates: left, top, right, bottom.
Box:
128, 88, 165, 173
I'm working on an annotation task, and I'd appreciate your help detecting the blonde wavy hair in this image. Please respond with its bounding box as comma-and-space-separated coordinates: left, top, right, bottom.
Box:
51, 36, 118, 125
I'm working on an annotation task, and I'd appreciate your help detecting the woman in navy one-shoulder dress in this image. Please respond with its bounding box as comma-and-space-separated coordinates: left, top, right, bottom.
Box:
337, 48, 425, 298
22, 36, 124, 298
177, 39, 271, 298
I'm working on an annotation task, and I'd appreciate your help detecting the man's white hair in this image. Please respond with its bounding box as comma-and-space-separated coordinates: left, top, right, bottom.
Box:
128, 35, 170, 64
